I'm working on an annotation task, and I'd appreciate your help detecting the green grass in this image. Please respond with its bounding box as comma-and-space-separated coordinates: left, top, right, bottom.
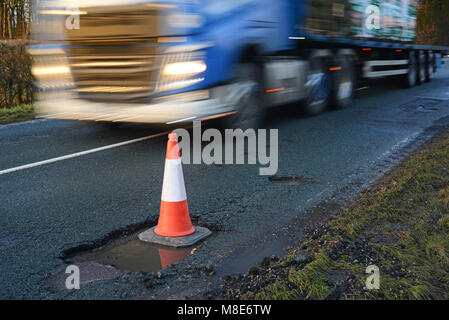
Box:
246, 131, 449, 300
0, 104, 35, 125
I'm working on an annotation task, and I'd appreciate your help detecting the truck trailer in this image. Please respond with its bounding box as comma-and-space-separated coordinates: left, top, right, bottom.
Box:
30, 0, 448, 128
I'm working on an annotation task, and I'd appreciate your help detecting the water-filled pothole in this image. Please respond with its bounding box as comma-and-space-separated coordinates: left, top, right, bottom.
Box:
90, 239, 193, 273
45, 235, 196, 292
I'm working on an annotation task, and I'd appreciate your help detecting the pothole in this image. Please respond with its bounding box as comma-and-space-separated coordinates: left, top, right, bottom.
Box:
48, 220, 223, 293
45, 239, 195, 292
269, 175, 314, 185
400, 98, 441, 112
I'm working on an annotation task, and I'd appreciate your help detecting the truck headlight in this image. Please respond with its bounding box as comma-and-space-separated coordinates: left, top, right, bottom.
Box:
32, 65, 71, 76
156, 50, 207, 93
28, 47, 74, 91
162, 61, 207, 76
39, 9, 87, 15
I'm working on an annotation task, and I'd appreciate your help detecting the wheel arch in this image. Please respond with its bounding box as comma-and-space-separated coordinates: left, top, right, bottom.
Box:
237, 42, 263, 64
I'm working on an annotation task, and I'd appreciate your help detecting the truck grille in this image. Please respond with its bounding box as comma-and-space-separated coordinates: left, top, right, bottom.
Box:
65, 5, 163, 103
68, 44, 158, 102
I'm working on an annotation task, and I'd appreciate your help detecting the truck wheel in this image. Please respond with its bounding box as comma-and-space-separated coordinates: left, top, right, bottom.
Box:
417, 52, 426, 85
221, 63, 265, 129
329, 53, 356, 110
303, 54, 331, 115
425, 52, 434, 82
402, 52, 417, 88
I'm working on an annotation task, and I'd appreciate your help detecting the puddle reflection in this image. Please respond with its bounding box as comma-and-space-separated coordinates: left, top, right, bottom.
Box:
92, 239, 191, 272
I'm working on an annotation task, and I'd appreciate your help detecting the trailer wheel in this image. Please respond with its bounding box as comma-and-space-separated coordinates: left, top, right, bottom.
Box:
303, 53, 331, 115
417, 52, 426, 85
402, 52, 417, 88
221, 63, 265, 129
425, 52, 434, 82
329, 53, 356, 110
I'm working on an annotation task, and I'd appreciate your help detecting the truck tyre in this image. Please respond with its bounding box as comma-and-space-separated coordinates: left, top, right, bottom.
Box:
221, 63, 265, 130
303, 53, 331, 115
329, 53, 356, 110
402, 52, 417, 88
417, 51, 426, 85
425, 52, 434, 82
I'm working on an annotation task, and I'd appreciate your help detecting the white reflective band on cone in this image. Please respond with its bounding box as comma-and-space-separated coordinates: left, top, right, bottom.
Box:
161, 158, 187, 202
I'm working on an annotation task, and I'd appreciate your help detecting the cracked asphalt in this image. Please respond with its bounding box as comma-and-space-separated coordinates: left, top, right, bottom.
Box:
1, 63, 449, 299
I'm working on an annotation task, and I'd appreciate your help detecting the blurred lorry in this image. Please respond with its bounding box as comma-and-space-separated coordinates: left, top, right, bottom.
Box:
30, 0, 448, 127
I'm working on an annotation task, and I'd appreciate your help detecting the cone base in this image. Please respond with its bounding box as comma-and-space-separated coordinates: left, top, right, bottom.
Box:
154, 226, 195, 238
138, 226, 212, 248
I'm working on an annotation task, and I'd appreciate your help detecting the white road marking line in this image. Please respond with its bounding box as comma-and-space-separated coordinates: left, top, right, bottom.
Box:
0, 131, 171, 176
39, 112, 71, 118
0, 118, 49, 130
78, 114, 111, 121
166, 117, 196, 125
112, 115, 144, 122
95, 114, 131, 122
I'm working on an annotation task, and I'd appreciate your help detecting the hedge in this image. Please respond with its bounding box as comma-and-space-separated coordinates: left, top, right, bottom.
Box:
0, 42, 34, 109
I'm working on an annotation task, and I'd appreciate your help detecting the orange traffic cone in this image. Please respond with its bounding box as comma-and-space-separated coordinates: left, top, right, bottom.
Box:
155, 132, 195, 237
138, 132, 211, 247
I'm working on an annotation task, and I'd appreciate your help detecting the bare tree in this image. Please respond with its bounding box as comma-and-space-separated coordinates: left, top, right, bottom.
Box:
0, 0, 33, 40
417, 0, 449, 46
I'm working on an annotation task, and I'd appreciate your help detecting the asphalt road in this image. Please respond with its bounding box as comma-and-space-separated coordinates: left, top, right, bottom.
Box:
1, 63, 449, 299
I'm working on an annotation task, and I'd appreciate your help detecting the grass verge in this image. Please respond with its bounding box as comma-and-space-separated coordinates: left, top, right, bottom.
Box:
0, 105, 35, 125
218, 131, 449, 300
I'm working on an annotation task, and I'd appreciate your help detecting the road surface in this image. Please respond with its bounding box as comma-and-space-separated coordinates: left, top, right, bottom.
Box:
1, 63, 449, 299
